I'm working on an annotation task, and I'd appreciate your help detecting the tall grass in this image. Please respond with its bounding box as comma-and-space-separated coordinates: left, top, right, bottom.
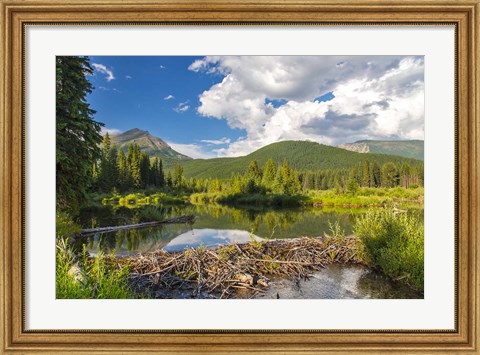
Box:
56, 239, 135, 299
56, 213, 134, 298
354, 208, 424, 291
307, 187, 424, 207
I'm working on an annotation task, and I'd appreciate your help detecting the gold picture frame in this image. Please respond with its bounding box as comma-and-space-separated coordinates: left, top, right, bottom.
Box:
1, 0, 479, 353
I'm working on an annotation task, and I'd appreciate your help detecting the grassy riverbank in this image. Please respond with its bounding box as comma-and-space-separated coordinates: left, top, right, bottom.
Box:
191, 186, 423, 208
94, 186, 423, 209
306, 186, 423, 207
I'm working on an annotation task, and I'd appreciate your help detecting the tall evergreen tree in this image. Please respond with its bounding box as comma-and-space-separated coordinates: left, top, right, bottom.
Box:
116, 148, 128, 190
157, 158, 165, 187
139, 152, 150, 187
262, 158, 276, 188
288, 169, 302, 194
361, 161, 371, 187
173, 163, 184, 188
97, 133, 119, 191
246, 160, 262, 181
346, 169, 359, 196
166, 171, 173, 188
56, 56, 103, 211
371, 161, 381, 187
148, 157, 165, 188
381, 162, 398, 188
130, 144, 142, 188
108, 143, 119, 189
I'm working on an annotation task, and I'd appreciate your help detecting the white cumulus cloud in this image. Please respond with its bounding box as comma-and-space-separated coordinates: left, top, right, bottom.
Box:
92, 63, 115, 81
190, 55, 424, 157
164, 94, 175, 100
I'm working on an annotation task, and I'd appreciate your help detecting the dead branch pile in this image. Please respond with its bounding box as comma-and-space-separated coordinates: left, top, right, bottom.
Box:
118, 235, 364, 299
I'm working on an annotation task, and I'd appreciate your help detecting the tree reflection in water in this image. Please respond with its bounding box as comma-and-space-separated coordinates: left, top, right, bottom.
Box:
76, 203, 422, 258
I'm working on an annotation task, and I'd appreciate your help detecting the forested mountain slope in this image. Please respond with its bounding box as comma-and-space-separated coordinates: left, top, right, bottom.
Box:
180, 140, 421, 179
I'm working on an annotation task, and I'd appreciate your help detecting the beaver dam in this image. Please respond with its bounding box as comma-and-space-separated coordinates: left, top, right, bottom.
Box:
114, 234, 365, 299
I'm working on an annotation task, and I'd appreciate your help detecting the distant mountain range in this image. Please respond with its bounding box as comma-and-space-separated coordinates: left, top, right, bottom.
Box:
338, 140, 424, 160
110, 128, 191, 161
179, 140, 422, 179
109, 129, 423, 179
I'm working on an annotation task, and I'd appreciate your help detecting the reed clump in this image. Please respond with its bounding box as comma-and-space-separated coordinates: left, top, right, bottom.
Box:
355, 208, 424, 291
120, 233, 364, 299
56, 238, 135, 299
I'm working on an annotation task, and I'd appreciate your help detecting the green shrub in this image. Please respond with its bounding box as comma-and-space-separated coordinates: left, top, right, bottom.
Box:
135, 205, 165, 222
190, 192, 222, 204
354, 208, 424, 290
306, 187, 423, 207
56, 212, 81, 239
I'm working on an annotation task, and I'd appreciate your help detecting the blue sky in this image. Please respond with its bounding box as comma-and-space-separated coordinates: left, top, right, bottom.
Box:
87, 56, 245, 156
87, 56, 424, 158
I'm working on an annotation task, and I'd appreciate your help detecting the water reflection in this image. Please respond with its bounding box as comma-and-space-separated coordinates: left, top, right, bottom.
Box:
76, 223, 193, 257
163, 229, 262, 252
255, 264, 422, 299
76, 203, 422, 257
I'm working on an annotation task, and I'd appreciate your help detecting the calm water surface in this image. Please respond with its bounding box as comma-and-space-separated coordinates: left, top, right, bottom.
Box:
76, 203, 367, 256
73, 202, 423, 299
76, 203, 423, 256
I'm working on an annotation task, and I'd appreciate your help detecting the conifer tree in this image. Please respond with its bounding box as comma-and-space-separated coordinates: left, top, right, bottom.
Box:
262, 158, 276, 188
56, 56, 103, 211
139, 152, 150, 187
116, 148, 128, 190
130, 144, 142, 188
173, 163, 184, 189
246, 160, 262, 181
346, 169, 359, 196
288, 169, 302, 194
371, 161, 381, 187
381, 162, 398, 188
166, 171, 173, 188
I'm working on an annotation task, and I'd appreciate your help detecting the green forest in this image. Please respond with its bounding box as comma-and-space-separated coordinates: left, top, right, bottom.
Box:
90, 131, 423, 208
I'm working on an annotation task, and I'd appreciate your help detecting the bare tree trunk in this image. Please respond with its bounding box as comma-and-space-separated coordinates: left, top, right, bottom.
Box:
79, 215, 195, 235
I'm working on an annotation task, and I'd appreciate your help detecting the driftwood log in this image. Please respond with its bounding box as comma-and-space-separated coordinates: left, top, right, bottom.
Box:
79, 215, 195, 236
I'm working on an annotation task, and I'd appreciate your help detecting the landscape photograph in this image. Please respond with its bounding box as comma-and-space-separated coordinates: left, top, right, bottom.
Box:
56, 55, 425, 299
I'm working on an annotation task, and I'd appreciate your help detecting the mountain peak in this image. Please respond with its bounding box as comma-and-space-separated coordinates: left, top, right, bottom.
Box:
120, 128, 148, 137
338, 139, 424, 160
110, 128, 191, 161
